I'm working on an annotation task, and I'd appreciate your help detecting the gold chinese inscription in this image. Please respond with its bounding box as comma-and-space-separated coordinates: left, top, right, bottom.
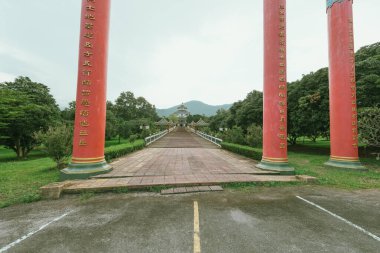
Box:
78, 0, 97, 147
278, 3, 286, 149
348, 18, 358, 148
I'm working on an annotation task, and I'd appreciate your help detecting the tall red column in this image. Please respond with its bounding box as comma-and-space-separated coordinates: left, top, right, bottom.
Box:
61, 0, 112, 180
256, 0, 294, 174
325, 0, 365, 170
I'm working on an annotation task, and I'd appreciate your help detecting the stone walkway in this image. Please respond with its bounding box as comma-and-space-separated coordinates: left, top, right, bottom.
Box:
42, 128, 314, 198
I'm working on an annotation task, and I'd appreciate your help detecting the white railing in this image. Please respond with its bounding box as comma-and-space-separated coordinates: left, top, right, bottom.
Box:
145, 126, 176, 146
189, 128, 222, 147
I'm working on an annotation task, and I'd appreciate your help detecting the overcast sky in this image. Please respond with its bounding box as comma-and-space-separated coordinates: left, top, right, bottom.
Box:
0, 0, 379, 109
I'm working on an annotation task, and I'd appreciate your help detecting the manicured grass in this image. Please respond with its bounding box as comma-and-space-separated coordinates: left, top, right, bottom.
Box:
222, 142, 380, 190
0, 157, 58, 208
0, 139, 145, 208
105, 138, 131, 147
289, 148, 380, 189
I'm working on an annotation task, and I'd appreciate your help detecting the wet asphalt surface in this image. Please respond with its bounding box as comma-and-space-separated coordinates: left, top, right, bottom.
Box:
0, 186, 379, 253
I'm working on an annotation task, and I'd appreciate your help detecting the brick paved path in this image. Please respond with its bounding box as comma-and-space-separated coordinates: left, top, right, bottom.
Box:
43, 127, 308, 196
95, 128, 271, 179
148, 127, 217, 148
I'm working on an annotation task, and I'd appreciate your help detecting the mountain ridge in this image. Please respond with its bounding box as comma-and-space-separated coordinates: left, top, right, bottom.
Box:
156, 100, 232, 117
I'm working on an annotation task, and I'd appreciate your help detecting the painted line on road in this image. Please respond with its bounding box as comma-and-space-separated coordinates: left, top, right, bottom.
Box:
296, 196, 380, 242
193, 201, 201, 253
0, 210, 73, 253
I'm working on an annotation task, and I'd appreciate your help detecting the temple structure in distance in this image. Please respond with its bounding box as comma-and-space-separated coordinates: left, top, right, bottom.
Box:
175, 103, 190, 127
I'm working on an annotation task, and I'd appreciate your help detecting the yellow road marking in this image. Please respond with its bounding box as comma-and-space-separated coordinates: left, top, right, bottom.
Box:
194, 201, 201, 253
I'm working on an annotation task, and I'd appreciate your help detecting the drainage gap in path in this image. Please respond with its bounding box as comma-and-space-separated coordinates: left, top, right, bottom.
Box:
161, 185, 223, 195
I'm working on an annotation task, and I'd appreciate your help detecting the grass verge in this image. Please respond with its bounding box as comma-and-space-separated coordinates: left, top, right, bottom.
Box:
221, 142, 380, 190
0, 140, 145, 208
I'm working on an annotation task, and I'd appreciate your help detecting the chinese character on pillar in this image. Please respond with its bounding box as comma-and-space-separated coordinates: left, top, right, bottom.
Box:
256, 0, 294, 174
60, 0, 113, 180
325, 0, 366, 170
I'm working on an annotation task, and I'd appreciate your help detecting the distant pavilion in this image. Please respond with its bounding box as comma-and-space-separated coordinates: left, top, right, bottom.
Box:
175, 103, 190, 127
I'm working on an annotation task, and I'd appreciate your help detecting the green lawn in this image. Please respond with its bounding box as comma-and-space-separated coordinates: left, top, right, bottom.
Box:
0, 148, 58, 208
104, 138, 131, 147
0, 138, 142, 208
288, 147, 380, 189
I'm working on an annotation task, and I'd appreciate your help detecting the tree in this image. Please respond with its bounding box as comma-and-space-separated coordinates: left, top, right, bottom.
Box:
0, 77, 60, 158
287, 68, 329, 144
61, 101, 76, 123
358, 107, 380, 148
187, 114, 208, 124
246, 124, 263, 147
104, 101, 118, 140
233, 90, 263, 131
355, 42, 380, 108
114, 91, 137, 119
223, 126, 246, 145
35, 124, 73, 169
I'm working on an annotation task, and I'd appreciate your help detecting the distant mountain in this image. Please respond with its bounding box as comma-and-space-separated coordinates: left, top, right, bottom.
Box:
157, 100, 232, 117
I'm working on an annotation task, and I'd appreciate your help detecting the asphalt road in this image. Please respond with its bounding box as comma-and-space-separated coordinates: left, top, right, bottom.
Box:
0, 186, 379, 253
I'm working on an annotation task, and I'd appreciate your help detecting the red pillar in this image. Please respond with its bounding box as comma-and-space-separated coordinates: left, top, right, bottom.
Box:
256, 0, 294, 174
325, 0, 365, 170
61, 0, 112, 180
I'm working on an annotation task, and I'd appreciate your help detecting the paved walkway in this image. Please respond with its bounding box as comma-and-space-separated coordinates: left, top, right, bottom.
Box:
42, 128, 313, 197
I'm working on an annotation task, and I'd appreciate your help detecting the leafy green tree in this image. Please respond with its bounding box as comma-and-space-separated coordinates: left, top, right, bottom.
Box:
209, 109, 231, 132
61, 101, 76, 123
186, 114, 208, 124
287, 68, 329, 143
105, 109, 118, 140
355, 42, 380, 107
114, 91, 158, 120
35, 124, 73, 169
246, 124, 263, 147
0, 77, 60, 158
358, 107, 380, 148
232, 90, 263, 131
223, 126, 246, 145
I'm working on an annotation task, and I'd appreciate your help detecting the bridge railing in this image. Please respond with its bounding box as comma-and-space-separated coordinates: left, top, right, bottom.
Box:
145, 126, 176, 146
188, 128, 222, 147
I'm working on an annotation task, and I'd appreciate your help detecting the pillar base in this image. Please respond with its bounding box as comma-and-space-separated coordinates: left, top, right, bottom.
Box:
324, 158, 367, 171
60, 161, 112, 181
256, 160, 295, 175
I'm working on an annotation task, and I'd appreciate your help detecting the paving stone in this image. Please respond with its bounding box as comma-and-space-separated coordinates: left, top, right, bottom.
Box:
161, 188, 174, 195
210, 185, 223, 191
197, 186, 212, 192
173, 187, 187, 194
185, 187, 197, 193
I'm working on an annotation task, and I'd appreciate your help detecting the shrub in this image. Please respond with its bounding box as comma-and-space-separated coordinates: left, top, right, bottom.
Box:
104, 139, 145, 161
34, 124, 73, 169
223, 126, 246, 145
128, 134, 138, 143
139, 129, 151, 139
358, 107, 380, 148
246, 124, 263, 147
221, 142, 262, 161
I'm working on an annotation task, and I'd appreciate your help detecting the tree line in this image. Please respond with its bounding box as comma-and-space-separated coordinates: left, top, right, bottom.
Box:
206, 42, 380, 147
0, 78, 159, 160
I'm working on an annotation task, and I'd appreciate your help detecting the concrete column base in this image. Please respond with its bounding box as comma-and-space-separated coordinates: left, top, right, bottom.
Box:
60, 161, 112, 181
256, 160, 295, 175
324, 158, 367, 171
